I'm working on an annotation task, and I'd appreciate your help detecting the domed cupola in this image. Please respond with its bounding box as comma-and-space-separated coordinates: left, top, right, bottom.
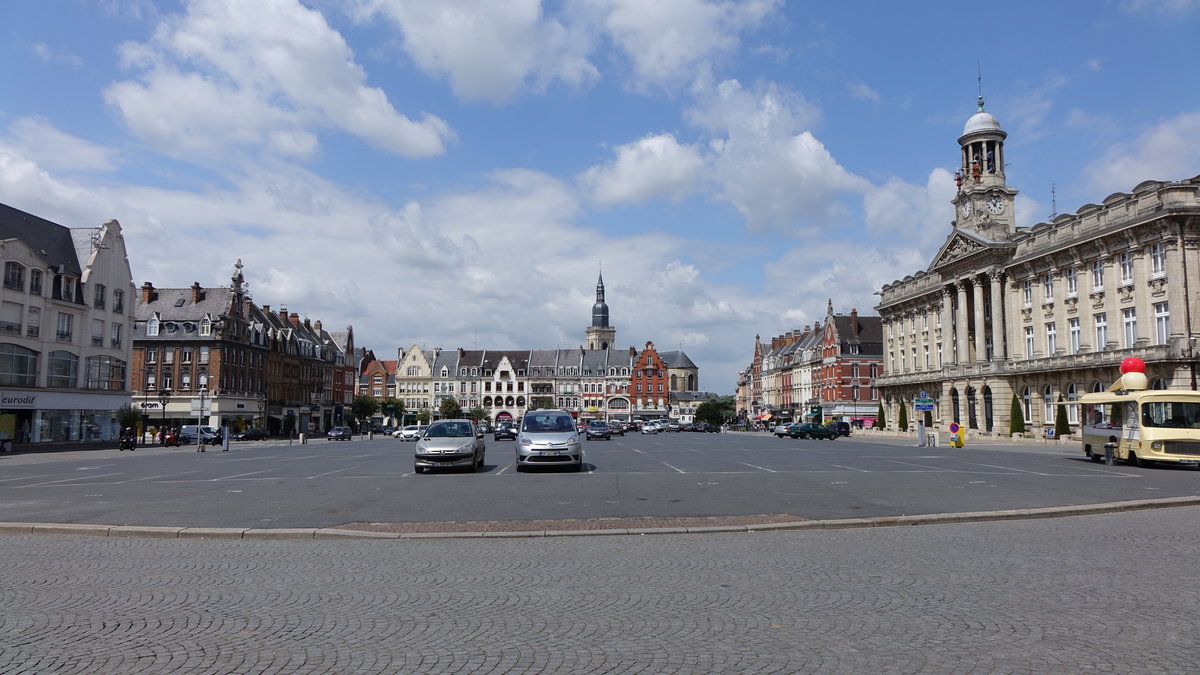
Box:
957, 95, 1007, 189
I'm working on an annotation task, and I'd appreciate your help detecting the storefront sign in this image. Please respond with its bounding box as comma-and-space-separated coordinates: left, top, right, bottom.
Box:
0, 391, 38, 408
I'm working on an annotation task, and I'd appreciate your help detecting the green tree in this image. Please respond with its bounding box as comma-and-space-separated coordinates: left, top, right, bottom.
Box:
874, 402, 886, 429
439, 397, 463, 420
467, 407, 487, 423
115, 404, 142, 433
1054, 394, 1071, 438
1009, 393, 1026, 435
898, 401, 909, 431
351, 394, 380, 432
283, 412, 296, 437
416, 410, 431, 424
382, 397, 405, 425
693, 400, 725, 425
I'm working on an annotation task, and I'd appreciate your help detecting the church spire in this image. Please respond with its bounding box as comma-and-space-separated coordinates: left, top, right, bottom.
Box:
585, 268, 616, 350
592, 271, 609, 327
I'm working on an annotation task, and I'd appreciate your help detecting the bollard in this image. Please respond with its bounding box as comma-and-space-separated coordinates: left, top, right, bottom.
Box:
1104, 441, 1115, 466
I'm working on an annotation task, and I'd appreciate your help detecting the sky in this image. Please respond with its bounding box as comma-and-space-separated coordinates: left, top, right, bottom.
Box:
3, 0, 1199, 395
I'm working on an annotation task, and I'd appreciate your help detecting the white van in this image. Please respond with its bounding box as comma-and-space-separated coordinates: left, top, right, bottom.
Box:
181, 425, 221, 445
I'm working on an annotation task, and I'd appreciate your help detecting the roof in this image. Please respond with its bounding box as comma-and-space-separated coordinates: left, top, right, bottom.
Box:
659, 349, 697, 369
0, 202, 83, 277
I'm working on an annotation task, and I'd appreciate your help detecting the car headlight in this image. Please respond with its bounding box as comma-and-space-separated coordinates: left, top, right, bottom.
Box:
519, 437, 532, 447
568, 437, 581, 449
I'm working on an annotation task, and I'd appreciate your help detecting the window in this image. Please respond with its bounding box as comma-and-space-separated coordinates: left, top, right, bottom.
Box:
1094, 313, 1108, 349
1043, 273, 1054, 302
1065, 267, 1077, 296
112, 289, 123, 313
181, 347, 192, 364
163, 348, 174, 364
1043, 385, 1055, 423
91, 319, 104, 346
94, 284, 106, 309
146, 348, 158, 364
180, 371, 192, 390
1024, 326, 1034, 358
1119, 252, 1133, 284
1022, 279, 1032, 306
1069, 318, 1081, 354
1066, 383, 1079, 424
0, 344, 38, 385
1021, 386, 1032, 424
161, 370, 173, 390
923, 345, 930, 368
1091, 259, 1104, 290
48, 350, 79, 388
147, 317, 160, 336
58, 275, 74, 302
25, 306, 40, 338
56, 312, 73, 342
1123, 308, 1137, 348
1155, 303, 1170, 345
199, 346, 209, 364
200, 317, 211, 336
1045, 322, 1057, 355
1149, 243, 1166, 277
4, 262, 24, 290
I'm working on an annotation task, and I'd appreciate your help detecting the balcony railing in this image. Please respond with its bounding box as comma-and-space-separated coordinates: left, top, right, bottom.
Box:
25, 325, 38, 338
0, 321, 20, 335
91, 336, 104, 346
56, 331, 72, 342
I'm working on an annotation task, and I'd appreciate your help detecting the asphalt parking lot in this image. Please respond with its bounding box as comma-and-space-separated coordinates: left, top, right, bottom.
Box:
2, 431, 1197, 530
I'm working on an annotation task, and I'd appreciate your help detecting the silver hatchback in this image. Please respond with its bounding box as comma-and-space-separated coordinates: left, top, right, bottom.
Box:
414, 420, 485, 473
515, 410, 584, 472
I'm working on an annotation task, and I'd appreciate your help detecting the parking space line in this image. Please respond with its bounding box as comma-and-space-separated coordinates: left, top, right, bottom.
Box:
969, 463, 1054, 476
737, 461, 776, 472
831, 464, 871, 473
209, 470, 275, 480
0, 474, 52, 483
18, 472, 126, 487
661, 462, 686, 473
308, 467, 354, 479
124, 470, 201, 482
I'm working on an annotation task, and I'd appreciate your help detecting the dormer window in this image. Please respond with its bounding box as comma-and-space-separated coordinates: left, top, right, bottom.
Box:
147, 316, 160, 337
200, 317, 212, 336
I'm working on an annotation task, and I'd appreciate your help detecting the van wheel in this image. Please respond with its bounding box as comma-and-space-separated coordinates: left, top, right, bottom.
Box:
1126, 451, 1149, 468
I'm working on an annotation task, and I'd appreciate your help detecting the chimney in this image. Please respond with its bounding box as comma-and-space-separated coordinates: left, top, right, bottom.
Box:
262, 304, 270, 314
303, 317, 311, 329
458, 348, 465, 358
279, 307, 289, 323
289, 312, 300, 328
141, 281, 156, 303
314, 320, 322, 332
851, 308, 859, 336
244, 298, 253, 312
191, 281, 204, 303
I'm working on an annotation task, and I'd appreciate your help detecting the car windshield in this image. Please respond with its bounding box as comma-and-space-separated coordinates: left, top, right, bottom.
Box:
589, 421, 606, 427
523, 414, 575, 432
425, 422, 473, 438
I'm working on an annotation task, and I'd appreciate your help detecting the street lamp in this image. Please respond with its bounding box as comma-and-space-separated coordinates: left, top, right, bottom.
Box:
157, 387, 172, 445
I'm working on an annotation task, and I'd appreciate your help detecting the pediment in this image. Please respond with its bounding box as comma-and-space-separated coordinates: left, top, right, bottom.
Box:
928, 229, 1012, 272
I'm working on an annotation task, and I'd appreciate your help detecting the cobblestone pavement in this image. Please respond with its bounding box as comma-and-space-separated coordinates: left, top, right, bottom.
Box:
2, 507, 1197, 673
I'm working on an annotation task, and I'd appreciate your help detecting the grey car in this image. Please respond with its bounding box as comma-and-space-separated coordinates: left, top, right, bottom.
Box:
414, 419, 485, 473
515, 410, 584, 472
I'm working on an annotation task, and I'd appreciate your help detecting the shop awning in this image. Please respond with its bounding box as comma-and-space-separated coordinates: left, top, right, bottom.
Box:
756, 414, 773, 420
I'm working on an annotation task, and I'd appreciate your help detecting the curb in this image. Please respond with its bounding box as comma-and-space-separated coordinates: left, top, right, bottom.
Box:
3, 496, 1199, 541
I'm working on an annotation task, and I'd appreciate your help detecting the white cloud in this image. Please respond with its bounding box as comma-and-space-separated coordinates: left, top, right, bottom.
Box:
847, 81, 881, 103
1081, 110, 1200, 195
596, 0, 781, 90
578, 133, 704, 205
31, 42, 83, 66
348, 0, 599, 103
104, 0, 453, 159
689, 79, 867, 233
862, 169, 956, 250
2, 118, 119, 173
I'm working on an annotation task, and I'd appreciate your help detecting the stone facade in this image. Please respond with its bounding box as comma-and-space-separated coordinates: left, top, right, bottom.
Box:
875, 98, 1200, 436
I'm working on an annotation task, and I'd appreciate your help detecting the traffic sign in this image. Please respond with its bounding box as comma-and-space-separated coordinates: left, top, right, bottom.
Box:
948, 422, 960, 433
914, 397, 935, 412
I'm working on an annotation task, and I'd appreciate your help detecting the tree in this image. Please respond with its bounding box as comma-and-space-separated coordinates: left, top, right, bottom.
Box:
1054, 394, 1071, 438
467, 407, 487, 423
1009, 393, 1025, 435
116, 404, 142, 434
874, 402, 886, 429
439, 397, 463, 420
416, 410, 431, 424
382, 397, 405, 425
898, 401, 909, 431
351, 394, 380, 432
693, 400, 724, 425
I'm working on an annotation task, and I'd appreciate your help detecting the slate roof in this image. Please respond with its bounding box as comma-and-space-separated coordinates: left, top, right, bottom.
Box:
659, 349, 697, 369
0, 202, 82, 277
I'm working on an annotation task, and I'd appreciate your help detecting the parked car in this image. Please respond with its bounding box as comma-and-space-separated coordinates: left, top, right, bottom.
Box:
395, 425, 422, 440
640, 422, 658, 434
666, 421, 682, 432
610, 421, 626, 436
787, 423, 838, 440
585, 420, 612, 440
515, 409, 583, 472
772, 423, 792, 438
692, 422, 719, 433
180, 425, 221, 445
830, 421, 851, 437
327, 426, 353, 441
494, 421, 518, 441
413, 419, 485, 473
232, 428, 266, 441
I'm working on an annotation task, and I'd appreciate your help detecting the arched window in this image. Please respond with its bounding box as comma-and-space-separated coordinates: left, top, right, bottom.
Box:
48, 350, 79, 388
1150, 378, 1167, 390
200, 317, 212, 336
1066, 383, 1079, 424
1022, 386, 1032, 422
1042, 385, 1054, 424
147, 316, 160, 337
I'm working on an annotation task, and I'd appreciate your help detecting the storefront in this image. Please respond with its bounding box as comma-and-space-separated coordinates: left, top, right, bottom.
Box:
1, 388, 132, 450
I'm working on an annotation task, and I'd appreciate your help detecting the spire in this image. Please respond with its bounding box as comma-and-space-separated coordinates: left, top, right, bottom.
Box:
592, 270, 609, 327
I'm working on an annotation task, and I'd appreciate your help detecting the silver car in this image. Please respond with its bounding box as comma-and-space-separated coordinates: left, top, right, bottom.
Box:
413, 420, 485, 473
515, 410, 584, 472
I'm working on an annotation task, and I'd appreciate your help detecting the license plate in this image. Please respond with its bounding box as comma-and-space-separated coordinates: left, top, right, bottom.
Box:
432, 462, 453, 467
1176, 459, 1200, 465
536, 451, 562, 457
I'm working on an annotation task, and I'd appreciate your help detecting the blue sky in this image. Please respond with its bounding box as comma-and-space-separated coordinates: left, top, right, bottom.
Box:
3, 0, 1198, 394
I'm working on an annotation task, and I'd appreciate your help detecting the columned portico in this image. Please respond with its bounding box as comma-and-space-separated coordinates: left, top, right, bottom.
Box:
989, 271, 1005, 360
955, 282, 969, 365
972, 277, 986, 363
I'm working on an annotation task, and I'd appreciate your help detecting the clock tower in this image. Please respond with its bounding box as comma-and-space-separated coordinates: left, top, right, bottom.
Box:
953, 95, 1017, 239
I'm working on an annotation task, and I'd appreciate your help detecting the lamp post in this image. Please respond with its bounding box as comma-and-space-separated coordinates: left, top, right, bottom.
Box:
157, 387, 172, 445
257, 392, 265, 435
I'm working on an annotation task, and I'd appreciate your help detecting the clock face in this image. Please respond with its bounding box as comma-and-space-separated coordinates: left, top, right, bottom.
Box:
959, 201, 972, 218
987, 196, 1005, 214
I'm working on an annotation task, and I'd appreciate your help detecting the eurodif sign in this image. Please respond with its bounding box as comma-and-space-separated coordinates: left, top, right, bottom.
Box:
1, 391, 39, 408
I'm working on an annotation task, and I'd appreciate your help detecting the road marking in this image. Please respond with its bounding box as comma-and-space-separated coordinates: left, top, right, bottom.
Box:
831, 464, 870, 473
970, 463, 1053, 476
496, 464, 510, 475
123, 471, 201, 482
308, 467, 354, 479
661, 462, 686, 473
210, 470, 275, 480
0, 474, 52, 483
737, 461, 776, 473
19, 472, 126, 487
